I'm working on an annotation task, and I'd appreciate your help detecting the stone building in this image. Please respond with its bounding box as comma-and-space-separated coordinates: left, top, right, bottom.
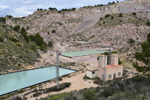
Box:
86, 54, 123, 81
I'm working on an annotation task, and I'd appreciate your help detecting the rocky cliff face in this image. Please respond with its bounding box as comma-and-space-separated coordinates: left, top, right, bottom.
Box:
5, 0, 150, 51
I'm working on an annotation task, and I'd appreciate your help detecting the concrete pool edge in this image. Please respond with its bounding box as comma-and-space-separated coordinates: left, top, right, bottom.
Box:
61, 52, 105, 58
0, 66, 78, 96
61, 50, 105, 58
0, 66, 78, 76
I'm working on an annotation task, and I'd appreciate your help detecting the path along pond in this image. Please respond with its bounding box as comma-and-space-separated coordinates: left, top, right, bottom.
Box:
0, 66, 75, 95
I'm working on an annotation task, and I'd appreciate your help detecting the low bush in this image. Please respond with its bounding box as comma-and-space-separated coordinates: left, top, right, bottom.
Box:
83, 75, 90, 80
132, 12, 136, 16
9, 37, 19, 42
119, 13, 123, 17
105, 14, 111, 18
83, 89, 96, 100
0, 17, 6, 23
45, 82, 71, 93
132, 75, 145, 82
119, 58, 122, 65
33, 92, 42, 97
100, 17, 103, 20
93, 78, 103, 85
111, 16, 114, 20
48, 41, 53, 47
0, 36, 4, 42
13, 25, 20, 32
146, 21, 150, 26
100, 86, 118, 98
128, 38, 135, 44
52, 29, 56, 33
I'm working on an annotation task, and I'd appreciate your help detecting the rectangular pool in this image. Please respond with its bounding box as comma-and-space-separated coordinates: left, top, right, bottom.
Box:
0, 66, 75, 96
61, 50, 105, 58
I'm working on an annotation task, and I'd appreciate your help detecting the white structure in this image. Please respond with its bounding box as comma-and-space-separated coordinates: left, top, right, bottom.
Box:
86, 70, 98, 78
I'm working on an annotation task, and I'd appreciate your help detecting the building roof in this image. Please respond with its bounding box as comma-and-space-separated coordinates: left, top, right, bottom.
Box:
86, 64, 122, 71
105, 65, 121, 69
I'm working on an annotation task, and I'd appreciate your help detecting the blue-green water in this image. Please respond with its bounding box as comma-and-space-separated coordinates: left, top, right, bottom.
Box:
61, 50, 105, 57
0, 66, 75, 95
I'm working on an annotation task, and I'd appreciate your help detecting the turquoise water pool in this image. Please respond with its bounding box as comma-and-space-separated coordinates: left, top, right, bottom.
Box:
61, 50, 105, 58
0, 66, 75, 95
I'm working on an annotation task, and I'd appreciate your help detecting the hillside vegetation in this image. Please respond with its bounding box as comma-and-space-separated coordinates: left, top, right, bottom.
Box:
0, 22, 52, 73
42, 74, 150, 100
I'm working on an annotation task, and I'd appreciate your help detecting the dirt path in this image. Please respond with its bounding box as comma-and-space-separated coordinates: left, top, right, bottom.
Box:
29, 73, 98, 100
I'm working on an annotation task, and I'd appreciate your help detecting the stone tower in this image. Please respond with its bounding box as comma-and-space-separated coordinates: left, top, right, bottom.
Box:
111, 54, 118, 65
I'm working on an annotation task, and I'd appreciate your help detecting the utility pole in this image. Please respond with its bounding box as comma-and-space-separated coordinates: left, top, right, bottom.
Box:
55, 50, 61, 88
108, 46, 111, 65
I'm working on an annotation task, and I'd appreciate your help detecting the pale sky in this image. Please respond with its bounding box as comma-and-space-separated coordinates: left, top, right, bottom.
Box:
0, 0, 124, 17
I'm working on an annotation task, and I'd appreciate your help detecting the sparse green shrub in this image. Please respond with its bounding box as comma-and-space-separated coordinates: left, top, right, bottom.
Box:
83, 75, 90, 80
29, 35, 35, 41
20, 27, 29, 42
133, 33, 150, 73
30, 45, 36, 51
100, 86, 118, 98
0, 36, 4, 42
72, 8, 76, 11
48, 7, 57, 11
132, 12, 136, 16
128, 38, 135, 44
12, 96, 22, 100
13, 25, 20, 32
26, 26, 29, 30
52, 29, 56, 33
6, 15, 13, 18
146, 21, 150, 26
94, 78, 103, 85
0, 17, 6, 23
30, 85, 37, 89
97, 51, 118, 60
58, 11, 61, 13
105, 14, 111, 18
16, 43, 21, 47
119, 13, 123, 17
83, 89, 96, 100
9, 37, 19, 42
132, 75, 145, 82
45, 82, 71, 93
111, 16, 114, 20
34, 33, 46, 46
48, 41, 53, 47
17, 89, 24, 94
29, 33, 47, 51
100, 17, 103, 20
119, 59, 122, 65
33, 92, 42, 97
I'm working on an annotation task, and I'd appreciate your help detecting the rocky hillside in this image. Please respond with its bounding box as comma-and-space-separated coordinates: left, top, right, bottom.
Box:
4, 0, 150, 51
0, 22, 48, 73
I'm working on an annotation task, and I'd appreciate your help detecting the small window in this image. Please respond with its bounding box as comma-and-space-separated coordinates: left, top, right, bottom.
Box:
118, 72, 121, 76
92, 71, 95, 74
108, 75, 112, 78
